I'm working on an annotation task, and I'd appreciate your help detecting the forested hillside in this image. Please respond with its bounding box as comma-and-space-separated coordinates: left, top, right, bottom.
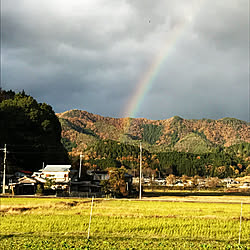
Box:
58, 109, 249, 153
58, 109, 250, 178
0, 90, 68, 173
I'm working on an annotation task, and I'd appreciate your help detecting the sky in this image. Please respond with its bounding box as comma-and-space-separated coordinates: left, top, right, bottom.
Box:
1, 0, 249, 121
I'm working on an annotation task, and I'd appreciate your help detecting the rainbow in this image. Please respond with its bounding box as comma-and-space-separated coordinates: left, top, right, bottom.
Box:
125, 21, 188, 118
120, 0, 207, 137
122, 17, 194, 135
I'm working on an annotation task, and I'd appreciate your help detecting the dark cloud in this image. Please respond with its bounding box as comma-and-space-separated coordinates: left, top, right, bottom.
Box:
1, 0, 249, 121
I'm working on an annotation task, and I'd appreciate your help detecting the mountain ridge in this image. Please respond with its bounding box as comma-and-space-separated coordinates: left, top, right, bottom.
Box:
57, 109, 250, 154
57, 109, 249, 123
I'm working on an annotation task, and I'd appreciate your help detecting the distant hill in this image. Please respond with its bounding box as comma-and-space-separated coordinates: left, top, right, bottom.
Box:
57, 109, 250, 154
0, 90, 69, 173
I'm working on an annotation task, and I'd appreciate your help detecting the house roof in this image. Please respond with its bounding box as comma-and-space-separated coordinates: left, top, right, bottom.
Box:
10, 176, 46, 185
43, 165, 71, 172
17, 170, 33, 174
33, 176, 46, 183
18, 176, 37, 184
87, 170, 108, 175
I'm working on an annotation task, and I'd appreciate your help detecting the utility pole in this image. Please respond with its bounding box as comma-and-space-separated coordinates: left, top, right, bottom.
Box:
239, 202, 243, 245
87, 196, 94, 240
79, 153, 83, 179
2, 144, 7, 194
139, 142, 142, 200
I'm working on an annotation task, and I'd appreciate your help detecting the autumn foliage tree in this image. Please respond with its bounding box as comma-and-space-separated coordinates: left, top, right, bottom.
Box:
166, 174, 176, 185
101, 167, 128, 197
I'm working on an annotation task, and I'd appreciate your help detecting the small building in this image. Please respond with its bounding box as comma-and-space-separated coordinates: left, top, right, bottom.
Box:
239, 182, 250, 189
87, 170, 109, 182
175, 181, 184, 187
70, 180, 102, 193
40, 165, 71, 183
11, 176, 46, 195
155, 178, 166, 185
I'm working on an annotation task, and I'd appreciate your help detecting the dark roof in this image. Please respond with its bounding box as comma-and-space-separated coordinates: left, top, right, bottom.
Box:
87, 170, 108, 175
17, 170, 33, 174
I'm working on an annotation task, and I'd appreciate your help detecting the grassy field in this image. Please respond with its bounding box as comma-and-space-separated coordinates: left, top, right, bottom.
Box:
142, 191, 250, 204
0, 197, 249, 249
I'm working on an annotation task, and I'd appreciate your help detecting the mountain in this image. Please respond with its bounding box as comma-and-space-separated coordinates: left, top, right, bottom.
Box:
57, 109, 250, 154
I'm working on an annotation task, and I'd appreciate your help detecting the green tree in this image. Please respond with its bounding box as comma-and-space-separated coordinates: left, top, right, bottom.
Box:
0, 90, 69, 173
142, 124, 163, 144
36, 184, 44, 195
44, 178, 56, 190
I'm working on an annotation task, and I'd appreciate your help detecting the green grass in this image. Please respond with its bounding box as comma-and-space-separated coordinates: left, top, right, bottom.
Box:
0, 198, 249, 249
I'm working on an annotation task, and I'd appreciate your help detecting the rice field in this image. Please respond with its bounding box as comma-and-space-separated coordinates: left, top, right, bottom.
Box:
0, 197, 249, 249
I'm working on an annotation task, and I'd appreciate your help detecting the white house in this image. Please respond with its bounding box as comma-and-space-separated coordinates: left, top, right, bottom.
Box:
239, 182, 250, 189
39, 165, 71, 183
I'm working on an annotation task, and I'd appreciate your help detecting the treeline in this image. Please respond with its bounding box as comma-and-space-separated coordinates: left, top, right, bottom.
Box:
0, 90, 68, 173
157, 151, 245, 178
79, 139, 249, 178
91, 140, 150, 158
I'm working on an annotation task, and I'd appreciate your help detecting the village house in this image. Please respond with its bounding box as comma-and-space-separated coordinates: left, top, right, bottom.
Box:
87, 170, 109, 184
10, 176, 46, 195
70, 180, 101, 194
70, 170, 133, 197
38, 165, 72, 183
70, 170, 109, 195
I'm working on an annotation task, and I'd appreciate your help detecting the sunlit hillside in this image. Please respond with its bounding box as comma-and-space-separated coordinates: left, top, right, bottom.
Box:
57, 109, 250, 154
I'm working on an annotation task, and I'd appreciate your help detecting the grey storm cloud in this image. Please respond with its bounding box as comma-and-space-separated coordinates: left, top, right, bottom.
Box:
1, 0, 249, 121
